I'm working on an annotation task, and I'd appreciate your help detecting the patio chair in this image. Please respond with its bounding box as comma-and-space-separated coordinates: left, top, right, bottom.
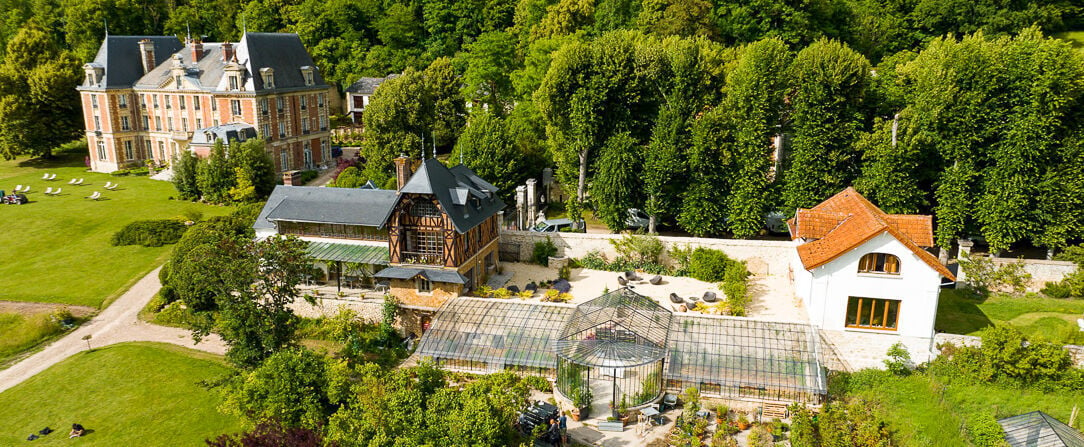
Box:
13, 185, 23, 192
524, 282, 537, 292
507, 285, 520, 293
661, 393, 678, 412
85, 191, 101, 200
20, 185, 29, 193
103, 181, 113, 189
67, 178, 77, 185
105, 183, 118, 190
44, 187, 53, 195
649, 275, 662, 285
48, 173, 56, 180
41, 173, 50, 180
669, 293, 684, 304
617, 275, 628, 286
552, 278, 571, 293
702, 291, 718, 303
50, 188, 61, 196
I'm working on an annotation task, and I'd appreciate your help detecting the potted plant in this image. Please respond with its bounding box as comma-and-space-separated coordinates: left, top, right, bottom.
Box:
618, 395, 630, 426
715, 404, 729, 424
736, 413, 750, 431
571, 387, 592, 420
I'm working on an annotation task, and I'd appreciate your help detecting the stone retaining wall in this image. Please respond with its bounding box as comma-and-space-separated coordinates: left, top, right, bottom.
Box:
988, 257, 1077, 291
499, 231, 794, 277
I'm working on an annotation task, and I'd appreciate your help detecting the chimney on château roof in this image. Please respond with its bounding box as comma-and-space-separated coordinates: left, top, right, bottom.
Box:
394, 154, 412, 191
138, 39, 156, 74
222, 41, 234, 62
192, 39, 204, 61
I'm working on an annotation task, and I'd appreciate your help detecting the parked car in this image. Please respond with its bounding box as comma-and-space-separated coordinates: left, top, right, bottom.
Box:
530, 218, 582, 233
2, 193, 27, 205
626, 208, 650, 229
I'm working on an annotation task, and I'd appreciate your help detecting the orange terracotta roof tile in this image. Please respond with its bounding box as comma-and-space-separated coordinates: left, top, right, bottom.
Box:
792, 187, 954, 280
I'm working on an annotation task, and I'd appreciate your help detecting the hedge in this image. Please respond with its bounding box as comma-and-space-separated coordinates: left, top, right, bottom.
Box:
111, 219, 189, 247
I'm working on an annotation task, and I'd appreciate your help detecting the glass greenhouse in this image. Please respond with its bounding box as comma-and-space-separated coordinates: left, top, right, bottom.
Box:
415, 288, 828, 404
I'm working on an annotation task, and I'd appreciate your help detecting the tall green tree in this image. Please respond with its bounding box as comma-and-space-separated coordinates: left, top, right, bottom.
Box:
678, 106, 731, 236
782, 38, 870, 213
722, 37, 791, 238
589, 132, 643, 231
172, 150, 202, 201
459, 31, 518, 111
0, 23, 81, 159
196, 140, 236, 204
229, 138, 278, 200
450, 109, 524, 201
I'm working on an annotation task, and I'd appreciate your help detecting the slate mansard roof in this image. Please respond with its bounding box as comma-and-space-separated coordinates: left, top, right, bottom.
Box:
788, 187, 955, 280
82, 33, 325, 93
345, 76, 395, 95
189, 123, 257, 146
80, 36, 184, 90
255, 185, 398, 230
401, 159, 506, 234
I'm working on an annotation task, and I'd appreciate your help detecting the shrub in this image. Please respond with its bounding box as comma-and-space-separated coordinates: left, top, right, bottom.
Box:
558, 263, 571, 280
297, 170, 319, 185
130, 167, 149, 176
610, 233, 665, 265
687, 248, 733, 282
579, 251, 609, 270
968, 412, 1010, 447
747, 425, 773, 447
524, 375, 552, 391
110, 169, 130, 176
155, 300, 194, 326
146, 292, 168, 313
542, 289, 572, 303
532, 237, 558, 266
111, 219, 189, 247
1041, 280, 1073, 298
884, 342, 913, 376
959, 254, 1032, 294
788, 405, 816, 447
492, 288, 513, 299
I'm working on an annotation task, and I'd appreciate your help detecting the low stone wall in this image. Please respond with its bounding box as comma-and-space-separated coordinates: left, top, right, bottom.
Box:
988, 257, 1077, 291
499, 231, 794, 277
933, 332, 1084, 366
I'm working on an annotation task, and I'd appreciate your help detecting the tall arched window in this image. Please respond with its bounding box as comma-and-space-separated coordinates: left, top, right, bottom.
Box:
858, 253, 900, 275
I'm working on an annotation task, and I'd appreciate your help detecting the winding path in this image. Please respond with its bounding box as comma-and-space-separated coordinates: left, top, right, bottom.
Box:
0, 267, 226, 394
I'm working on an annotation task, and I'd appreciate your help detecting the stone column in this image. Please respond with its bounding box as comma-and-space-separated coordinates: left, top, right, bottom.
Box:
526, 178, 538, 225
515, 185, 527, 230
955, 238, 974, 289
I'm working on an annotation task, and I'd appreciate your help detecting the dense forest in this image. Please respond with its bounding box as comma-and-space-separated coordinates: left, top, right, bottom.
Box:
0, 0, 1082, 252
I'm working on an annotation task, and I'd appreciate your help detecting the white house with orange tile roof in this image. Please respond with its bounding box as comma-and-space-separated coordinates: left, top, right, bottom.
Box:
788, 187, 956, 339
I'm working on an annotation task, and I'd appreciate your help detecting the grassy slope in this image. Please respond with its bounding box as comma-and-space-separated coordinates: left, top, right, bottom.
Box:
0, 311, 70, 363
935, 289, 1084, 345
850, 371, 1084, 446
0, 342, 242, 446
0, 147, 231, 307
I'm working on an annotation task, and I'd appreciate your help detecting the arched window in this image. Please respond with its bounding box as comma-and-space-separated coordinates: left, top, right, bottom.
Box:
858, 253, 900, 275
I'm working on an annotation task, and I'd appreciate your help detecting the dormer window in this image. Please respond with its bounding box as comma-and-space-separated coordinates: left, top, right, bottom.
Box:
83, 63, 104, 86
260, 67, 275, 89
858, 253, 900, 275
229, 75, 239, 90
301, 66, 315, 86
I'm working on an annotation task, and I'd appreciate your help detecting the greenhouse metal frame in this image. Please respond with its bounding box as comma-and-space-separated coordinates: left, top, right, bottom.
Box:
415, 288, 828, 404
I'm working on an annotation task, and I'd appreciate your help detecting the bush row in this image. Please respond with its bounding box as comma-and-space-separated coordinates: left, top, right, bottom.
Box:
109, 167, 149, 176
110, 219, 189, 247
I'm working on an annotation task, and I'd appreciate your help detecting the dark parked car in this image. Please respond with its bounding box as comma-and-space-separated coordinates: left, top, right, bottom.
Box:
2, 193, 28, 204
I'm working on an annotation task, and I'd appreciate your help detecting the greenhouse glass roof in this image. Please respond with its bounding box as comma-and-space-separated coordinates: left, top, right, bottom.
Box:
556, 288, 673, 368
415, 290, 828, 400
999, 411, 1084, 447
414, 298, 574, 369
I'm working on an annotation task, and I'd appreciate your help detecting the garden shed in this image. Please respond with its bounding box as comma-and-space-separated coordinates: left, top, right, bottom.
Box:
415, 288, 828, 405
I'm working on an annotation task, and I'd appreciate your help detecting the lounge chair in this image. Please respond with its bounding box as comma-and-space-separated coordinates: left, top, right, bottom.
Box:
624, 270, 642, 281
74, 178, 84, 185
617, 276, 628, 286
552, 278, 571, 293
48, 173, 56, 180
507, 285, 520, 293
67, 178, 77, 184
650, 275, 662, 285
20, 185, 29, 193
85, 191, 101, 200
50, 188, 61, 196
13, 185, 23, 192
103, 181, 113, 189
525, 282, 537, 292
44, 187, 53, 195
41, 173, 50, 180
702, 291, 718, 303
105, 183, 118, 190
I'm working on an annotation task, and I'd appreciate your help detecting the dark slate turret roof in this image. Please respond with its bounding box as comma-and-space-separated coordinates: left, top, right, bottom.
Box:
400, 159, 506, 233
345, 76, 390, 94
255, 185, 397, 230
80, 36, 183, 90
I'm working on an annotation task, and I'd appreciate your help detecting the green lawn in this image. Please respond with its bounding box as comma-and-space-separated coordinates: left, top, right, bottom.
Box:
848, 370, 1084, 446
0, 146, 231, 307
0, 342, 243, 446
0, 311, 74, 367
936, 289, 1084, 345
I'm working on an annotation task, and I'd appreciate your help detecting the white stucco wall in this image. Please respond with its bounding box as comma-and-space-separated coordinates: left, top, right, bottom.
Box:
795, 232, 943, 339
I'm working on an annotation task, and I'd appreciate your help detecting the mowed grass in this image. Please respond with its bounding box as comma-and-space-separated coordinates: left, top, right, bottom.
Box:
935, 289, 1084, 345
0, 312, 71, 363
0, 342, 242, 446
848, 370, 1084, 446
0, 146, 231, 307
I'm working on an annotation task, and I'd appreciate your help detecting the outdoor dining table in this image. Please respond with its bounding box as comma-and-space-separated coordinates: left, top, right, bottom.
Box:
640, 406, 662, 425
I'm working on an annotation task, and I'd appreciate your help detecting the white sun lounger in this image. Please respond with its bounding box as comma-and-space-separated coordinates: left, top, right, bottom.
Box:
44, 187, 53, 195
50, 187, 61, 196
68, 178, 77, 185
105, 183, 118, 190
85, 191, 101, 200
